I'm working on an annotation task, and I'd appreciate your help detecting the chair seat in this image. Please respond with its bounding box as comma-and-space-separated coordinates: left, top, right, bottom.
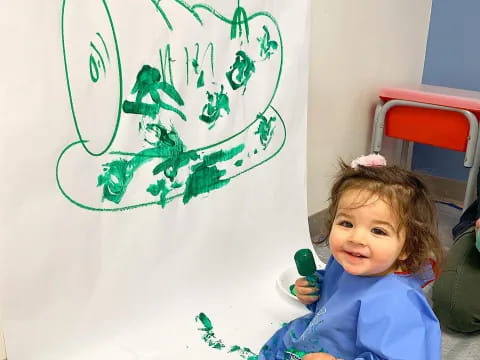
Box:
384, 106, 470, 151
380, 85, 480, 112
379, 85, 480, 152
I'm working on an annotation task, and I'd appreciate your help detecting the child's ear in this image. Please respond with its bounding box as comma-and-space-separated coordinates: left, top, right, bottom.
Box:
398, 249, 409, 261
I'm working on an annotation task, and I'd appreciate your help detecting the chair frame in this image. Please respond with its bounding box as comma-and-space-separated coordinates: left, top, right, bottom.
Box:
370, 99, 480, 210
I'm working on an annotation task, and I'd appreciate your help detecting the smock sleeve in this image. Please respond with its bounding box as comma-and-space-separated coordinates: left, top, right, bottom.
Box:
353, 287, 441, 360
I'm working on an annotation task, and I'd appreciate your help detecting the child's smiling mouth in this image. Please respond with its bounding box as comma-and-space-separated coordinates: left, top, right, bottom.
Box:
344, 250, 368, 259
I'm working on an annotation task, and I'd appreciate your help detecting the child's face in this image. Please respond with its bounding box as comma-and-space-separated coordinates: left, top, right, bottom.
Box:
329, 188, 407, 277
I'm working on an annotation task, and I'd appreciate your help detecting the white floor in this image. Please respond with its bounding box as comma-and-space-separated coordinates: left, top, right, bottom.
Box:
312, 202, 480, 360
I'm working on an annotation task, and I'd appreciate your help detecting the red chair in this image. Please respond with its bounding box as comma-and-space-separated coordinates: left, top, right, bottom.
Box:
370, 85, 480, 209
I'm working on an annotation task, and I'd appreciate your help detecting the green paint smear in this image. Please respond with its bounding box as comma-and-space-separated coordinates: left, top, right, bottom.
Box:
122, 64, 186, 121
231, 4, 250, 41
98, 125, 194, 204
255, 114, 276, 149
289, 284, 296, 296
197, 70, 205, 88
226, 50, 255, 93
195, 313, 258, 359
257, 25, 278, 60
146, 179, 171, 208
234, 159, 243, 167
229, 345, 258, 360
199, 85, 230, 129
195, 312, 224, 350
183, 144, 245, 204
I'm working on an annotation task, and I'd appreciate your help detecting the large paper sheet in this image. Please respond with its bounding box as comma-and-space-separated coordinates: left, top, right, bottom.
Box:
0, 1, 312, 359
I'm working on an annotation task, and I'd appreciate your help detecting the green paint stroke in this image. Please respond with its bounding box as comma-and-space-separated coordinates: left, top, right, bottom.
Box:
199, 85, 230, 128
150, 0, 173, 30
189, 42, 214, 88
195, 313, 258, 359
197, 70, 205, 88
229, 345, 258, 360
159, 44, 175, 86
89, 41, 105, 83
183, 144, 245, 204
122, 64, 186, 121
257, 25, 278, 60
61, 0, 123, 156
98, 125, 193, 204
195, 313, 225, 350
226, 50, 255, 94
255, 114, 276, 149
231, 1, 249, 41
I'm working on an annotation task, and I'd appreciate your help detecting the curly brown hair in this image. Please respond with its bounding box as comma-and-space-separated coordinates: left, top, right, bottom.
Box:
317, 161, 445, 276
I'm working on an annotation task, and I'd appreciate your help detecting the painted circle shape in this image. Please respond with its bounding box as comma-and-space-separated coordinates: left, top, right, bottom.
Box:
61, 0, 123, 156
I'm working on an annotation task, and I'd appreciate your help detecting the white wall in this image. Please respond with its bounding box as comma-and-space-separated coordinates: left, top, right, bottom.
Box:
307, 0, 432, 215
0, 331, 4, 360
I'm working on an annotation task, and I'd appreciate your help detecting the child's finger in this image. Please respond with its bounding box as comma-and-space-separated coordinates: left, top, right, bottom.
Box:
295, 277, 318, 288
296, 284, 319, 296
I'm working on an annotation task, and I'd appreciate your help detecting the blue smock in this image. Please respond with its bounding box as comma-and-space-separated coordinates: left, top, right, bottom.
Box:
259, 257, 441, 360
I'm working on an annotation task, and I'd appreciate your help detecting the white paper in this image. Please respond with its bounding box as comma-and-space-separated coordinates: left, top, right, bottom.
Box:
0, 1, 312, 358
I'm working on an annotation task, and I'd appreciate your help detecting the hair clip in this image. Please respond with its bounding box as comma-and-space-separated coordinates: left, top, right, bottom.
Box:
350, 154, 387, 169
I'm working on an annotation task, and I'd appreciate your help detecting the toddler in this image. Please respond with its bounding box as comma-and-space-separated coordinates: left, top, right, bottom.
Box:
259, 154, 444, 360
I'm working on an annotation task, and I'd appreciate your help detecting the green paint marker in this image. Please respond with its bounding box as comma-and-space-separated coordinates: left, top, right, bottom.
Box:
294, 248, 318, 289
294, 249, 316, 277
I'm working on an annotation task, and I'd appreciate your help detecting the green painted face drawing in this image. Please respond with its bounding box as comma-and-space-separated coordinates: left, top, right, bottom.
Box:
57, 0, 286, 211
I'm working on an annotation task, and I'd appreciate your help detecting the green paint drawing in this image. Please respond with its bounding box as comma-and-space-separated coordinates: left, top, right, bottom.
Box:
183, 144, 244, 204
199, 85, 230, 128
195, 312, 225, 350
257, 25, 278, 60
89, 32, 110, 83
58, 0, 287, 212
195, 312, 258, 360
228, 345, 258, 360
187, 42, 215, 87
122, 64, 186, 120
159, 44, 176, 86
61, 0, 123, 157
231, 0, 249, 41
226, 50, 255, 94
255, 114, 276, 149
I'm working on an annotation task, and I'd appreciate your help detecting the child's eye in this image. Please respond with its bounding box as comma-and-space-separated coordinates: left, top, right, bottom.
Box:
371, 227, 387, 236
338, 221, 353, 228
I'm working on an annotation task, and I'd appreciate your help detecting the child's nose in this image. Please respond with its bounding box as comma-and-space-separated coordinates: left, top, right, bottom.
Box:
348, 229, 367, 246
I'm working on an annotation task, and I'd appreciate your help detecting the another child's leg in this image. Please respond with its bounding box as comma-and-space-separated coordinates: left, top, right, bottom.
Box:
432, 226, 480, 333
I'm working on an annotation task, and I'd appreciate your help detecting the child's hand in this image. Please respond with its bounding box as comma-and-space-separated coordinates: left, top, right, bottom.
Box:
303, 353, 342, 360
294, 277, 319, 305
